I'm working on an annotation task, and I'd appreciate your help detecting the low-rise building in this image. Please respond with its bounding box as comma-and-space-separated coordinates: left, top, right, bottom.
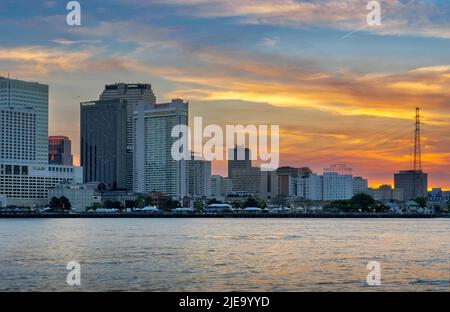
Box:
368, 185, 404, 202
211, 175, 233, 199
48, 182, 102, 212
353, 176, 369, 195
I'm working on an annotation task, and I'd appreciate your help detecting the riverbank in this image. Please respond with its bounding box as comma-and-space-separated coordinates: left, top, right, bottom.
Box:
0, 212, 448, 218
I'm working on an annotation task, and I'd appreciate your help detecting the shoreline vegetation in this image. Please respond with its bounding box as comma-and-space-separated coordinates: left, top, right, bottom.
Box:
0, 211, 448, 219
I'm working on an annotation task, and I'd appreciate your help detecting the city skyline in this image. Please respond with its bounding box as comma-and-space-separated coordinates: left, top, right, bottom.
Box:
0, 0, 449, 189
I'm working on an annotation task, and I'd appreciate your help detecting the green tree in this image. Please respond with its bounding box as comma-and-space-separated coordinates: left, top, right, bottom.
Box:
104, 200, 114, 209
243, 197, 259, 208
59, 196, 71, 211
350, 193, 376, 212
49, 197, 60, 210
125, 200, 136, 209
89, 202, 101, 211
194, 200, 205, 212
231, 200, 243, 209
167, 200, 181, 210
324, 200, 351, 212
415, 197, 427, 208
207, 198, 222, 206
112, 201, 124, 211
256, 198, 267, 209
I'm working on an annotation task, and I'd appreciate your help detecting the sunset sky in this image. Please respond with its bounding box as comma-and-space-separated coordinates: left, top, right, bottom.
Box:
0, 0, 449, 189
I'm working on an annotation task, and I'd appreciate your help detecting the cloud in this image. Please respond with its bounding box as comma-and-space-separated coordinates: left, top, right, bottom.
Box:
51, 38, 102, 46
120, 0, 450, 39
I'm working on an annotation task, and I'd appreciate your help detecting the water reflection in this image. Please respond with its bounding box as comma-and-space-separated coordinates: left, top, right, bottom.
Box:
0, 219, 448, 291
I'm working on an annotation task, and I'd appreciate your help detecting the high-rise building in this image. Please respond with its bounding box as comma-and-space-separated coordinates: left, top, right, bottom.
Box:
0, 77, 48, 164
80, 99, 127, 190
99, 83, 156, 190
394, 170, 428, 200
0, 77, 82, 206
134, 99, 189, 199
228, 146, 252, 178
49, 136, 73, 166
187, 155, 211, 197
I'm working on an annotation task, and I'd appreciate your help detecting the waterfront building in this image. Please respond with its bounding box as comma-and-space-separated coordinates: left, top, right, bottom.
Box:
394, 170, 428, 200
80, 99, 127, 190
187, 155, 211, 197
352, 176, 369, 195
259, 170, 279, 201
49, 136, 73, 166
0, 77, 82, 207
428, 188, 450, 206
99, 83, 156, 190
297, 173, 323, 201
323, 172, 353, 201
368, 184, 404, 202
277, 166, 312, 197
230, 166, 261, 196
211, 175, 233, 198
134, 99, 189, 199
48, 182, 102, 212
228, 146, 252, 178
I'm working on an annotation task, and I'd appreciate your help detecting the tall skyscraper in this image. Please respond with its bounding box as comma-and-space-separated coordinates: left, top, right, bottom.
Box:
49, 136, 73, 166
0, 77, 48, 164
80, 99, 127, 190
0, 77, 82, 206
394, 170, 428, 200
99, 83, 156, 190
134, 99, 189, 199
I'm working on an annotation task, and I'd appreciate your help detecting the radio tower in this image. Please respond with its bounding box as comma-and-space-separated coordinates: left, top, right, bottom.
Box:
413, 107, 422, 172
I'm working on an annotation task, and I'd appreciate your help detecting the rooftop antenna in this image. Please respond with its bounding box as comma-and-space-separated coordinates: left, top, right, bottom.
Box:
413, 107, 422, 172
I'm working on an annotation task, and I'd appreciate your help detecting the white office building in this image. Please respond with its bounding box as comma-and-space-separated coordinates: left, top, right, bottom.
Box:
323, 172, 353, 201
0, 77, 82, 207
187, 155, 211, 197
134, 99, 189, 199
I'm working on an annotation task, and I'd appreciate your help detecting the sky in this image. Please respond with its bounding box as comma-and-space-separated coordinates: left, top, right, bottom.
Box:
0, 0, 449, 189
